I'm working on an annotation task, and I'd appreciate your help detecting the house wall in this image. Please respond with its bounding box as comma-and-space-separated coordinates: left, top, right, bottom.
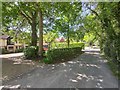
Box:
0, 39, 7, 47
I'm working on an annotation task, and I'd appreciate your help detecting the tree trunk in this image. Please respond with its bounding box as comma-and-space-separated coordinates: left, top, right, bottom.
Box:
38, 10, 43, 56
67, 29, 70, 48
31, 21, 37, 46
67, 23, 70, 48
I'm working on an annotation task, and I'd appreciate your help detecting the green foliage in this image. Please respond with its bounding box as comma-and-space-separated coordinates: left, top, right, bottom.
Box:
69, 42, 84, 49
15, 48, 24, 53
1, 48, 24, 54
2, 2, 82, 50
44, 43, 84, 64
83, 32, 96, 46
103, 39, 120, 62
107, 57, 120, 79
51, 42, 67, 49
43, 32, 58, 43
51, 42, 84, 49
0, 48, 9, 54
96, 3, 120, 63
82, 3, 120, 64
24, 46, 38, 59
43, 58, 52, 64
2, 29, 31, 45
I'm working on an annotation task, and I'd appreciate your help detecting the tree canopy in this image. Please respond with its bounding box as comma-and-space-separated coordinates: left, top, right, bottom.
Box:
2, 2, 120, 61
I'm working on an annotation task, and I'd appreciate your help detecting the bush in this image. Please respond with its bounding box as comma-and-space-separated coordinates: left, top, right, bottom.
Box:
103, 39, 120, 63
43, 58, 53, 64
23, 46, 38, 59
51, 42, 85, 49
0, 48, 9, 54
44, 47, 83, 64
69, 42, 85, 49
15, 48, 24, 53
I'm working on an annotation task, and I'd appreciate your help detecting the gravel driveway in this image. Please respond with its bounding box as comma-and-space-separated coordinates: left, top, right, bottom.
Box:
2, 50, 119, 88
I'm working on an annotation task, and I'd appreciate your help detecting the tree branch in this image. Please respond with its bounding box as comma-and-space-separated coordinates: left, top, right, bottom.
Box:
20, 11, 32, 25
86, 6, 105, 29
87, 7, 100, 19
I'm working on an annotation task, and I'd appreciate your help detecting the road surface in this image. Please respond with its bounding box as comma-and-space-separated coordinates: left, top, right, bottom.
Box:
2, 49, 119, 88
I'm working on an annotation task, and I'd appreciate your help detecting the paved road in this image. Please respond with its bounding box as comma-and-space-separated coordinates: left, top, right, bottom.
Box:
2, 50, 119, 88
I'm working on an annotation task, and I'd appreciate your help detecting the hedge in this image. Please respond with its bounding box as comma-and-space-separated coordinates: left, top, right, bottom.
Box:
44, 47, 83, 64
51, 42, 85, 49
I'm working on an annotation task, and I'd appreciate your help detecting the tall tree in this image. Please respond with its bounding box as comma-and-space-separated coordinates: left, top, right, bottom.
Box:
84, 2, 120, 62
2, 2, 53, 56
2, 2, 38, 46
53, 2, 82, 47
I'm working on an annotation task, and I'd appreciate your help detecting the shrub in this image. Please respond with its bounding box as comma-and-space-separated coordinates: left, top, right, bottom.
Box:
51, 42, 85, 49
24, 46, 38, 59
45, 47, 83, 64
15, 48, 24, 53
0, 48, 9, 54
43, 58, 53, 64
69, 42, 85, 49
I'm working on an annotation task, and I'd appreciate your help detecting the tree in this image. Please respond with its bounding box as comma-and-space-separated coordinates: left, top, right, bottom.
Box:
84, 2, 120, 62
2, 2, 53, 56
53, 2, 82, 47
2, 2, 38, 46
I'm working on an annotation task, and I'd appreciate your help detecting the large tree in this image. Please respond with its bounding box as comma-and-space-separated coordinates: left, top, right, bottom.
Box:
83, 2, 120, 62
53, 2, 82, 47
2, 2, 53, 56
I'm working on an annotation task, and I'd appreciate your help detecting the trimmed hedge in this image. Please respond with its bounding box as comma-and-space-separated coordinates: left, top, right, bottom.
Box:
69, 42, 84, 49
24, 46, 38, 59
44, 47, 83, 64
51, 42, 85, 49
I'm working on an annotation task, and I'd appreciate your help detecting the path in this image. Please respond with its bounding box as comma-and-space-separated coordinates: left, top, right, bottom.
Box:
2, 49, 119, 88
0, 53, 40, 84
0, 53, 24, 58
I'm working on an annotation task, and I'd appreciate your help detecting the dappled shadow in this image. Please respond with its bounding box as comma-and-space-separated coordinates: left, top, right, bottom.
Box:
1, 84, 21, 89
34, 52, 105, 88
2, 56, 42, 83
68, 73, 103, 88
44, 52, 115, 88
7, 56, 36, 65
2, 49, 118, 88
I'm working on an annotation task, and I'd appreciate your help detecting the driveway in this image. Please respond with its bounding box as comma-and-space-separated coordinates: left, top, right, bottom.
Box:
0, 53, 41, 85
2, 49, 119, 88
0, 53, 24, 58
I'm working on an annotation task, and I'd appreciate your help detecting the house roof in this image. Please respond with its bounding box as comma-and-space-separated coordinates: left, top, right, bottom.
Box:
0, 35, 10, 39
56, 37, 65, 42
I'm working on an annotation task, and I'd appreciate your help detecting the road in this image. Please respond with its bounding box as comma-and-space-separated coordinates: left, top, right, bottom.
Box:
2, 48, 119, 88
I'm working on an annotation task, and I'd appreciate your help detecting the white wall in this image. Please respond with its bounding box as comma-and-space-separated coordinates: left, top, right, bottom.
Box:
0, 39, 7, 47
